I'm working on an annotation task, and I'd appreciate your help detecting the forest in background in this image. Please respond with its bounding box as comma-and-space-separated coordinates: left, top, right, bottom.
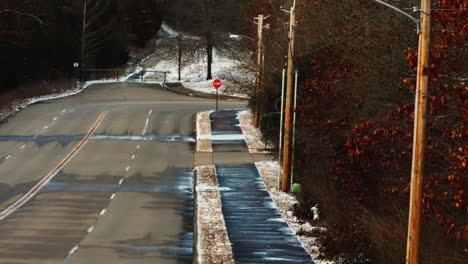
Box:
0, 0, 162, 94
0, 0, 465, 263
240, 0, 466, 263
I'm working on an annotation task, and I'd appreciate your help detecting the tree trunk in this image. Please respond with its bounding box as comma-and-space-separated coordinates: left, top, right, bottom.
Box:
178, 35, 182, 81
206, 33, 213, 80
80, 0, 87, 81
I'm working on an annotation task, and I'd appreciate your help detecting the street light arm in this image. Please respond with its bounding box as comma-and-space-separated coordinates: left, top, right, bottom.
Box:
369, 0, 421, 33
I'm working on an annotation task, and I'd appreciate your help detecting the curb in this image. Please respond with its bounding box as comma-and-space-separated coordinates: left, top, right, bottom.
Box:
193, 166, 234, 264
163, 82, 247, 101
193, 168, 199, 264
196, 111, 213, 152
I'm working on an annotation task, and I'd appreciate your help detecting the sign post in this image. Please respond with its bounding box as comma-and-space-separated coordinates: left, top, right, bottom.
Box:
213, 79, 222, 111
73, 62, 79, 90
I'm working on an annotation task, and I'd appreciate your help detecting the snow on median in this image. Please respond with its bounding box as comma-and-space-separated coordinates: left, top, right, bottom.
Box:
194, 165, 234, 264
196, 111, 213, 152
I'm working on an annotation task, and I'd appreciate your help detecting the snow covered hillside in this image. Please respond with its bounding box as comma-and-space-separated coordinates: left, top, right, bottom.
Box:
143, 23, 254, 98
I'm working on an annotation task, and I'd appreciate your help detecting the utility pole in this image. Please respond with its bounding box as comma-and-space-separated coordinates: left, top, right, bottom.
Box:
290, 70, 299, 190
278, 69, 286, 190
282, 0, 296, 192
254, 14, 264, 127
406, 0, 431, 263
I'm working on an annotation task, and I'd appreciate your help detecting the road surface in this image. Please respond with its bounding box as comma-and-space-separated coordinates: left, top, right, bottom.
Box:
0, 82, 245, 264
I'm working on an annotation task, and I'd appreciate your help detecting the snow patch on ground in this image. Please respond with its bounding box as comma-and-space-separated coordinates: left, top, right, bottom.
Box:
194, 166, 234, 264
196, 111, 213, 152
254, 161, 335, 264
159, 22, 179, 38
237, 110, 274, 153
144, 23, 253, 98
210, 134, 245, 141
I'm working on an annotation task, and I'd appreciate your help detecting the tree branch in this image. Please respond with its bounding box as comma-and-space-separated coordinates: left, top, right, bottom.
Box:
0, 9, 45, 25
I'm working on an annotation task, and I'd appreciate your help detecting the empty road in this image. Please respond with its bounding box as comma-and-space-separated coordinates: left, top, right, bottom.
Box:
0, 82, 245, 264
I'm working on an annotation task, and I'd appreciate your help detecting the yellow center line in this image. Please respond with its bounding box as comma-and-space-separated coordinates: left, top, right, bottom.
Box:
0, 111, 108, 221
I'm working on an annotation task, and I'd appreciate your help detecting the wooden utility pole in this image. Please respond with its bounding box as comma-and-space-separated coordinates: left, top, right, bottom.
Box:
254, 14, 264, 127
282, 1, 296, 192
406, 0, 432, 263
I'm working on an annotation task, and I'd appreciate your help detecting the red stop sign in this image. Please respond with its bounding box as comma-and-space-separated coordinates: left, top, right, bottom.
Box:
213, 79, 222, 89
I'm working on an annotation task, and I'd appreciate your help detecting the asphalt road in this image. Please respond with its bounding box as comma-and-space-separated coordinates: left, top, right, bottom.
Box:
0, 82, 245, 264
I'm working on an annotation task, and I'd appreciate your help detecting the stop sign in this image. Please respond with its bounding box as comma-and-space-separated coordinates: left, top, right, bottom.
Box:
213, 79, 222, 89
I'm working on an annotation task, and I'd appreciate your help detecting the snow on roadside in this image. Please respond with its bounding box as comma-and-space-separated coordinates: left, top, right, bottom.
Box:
196, 111, 213, 152
0, 80, 106, 122
255, 161, 335, 264
159, 22, 179, 38
237, 110, 274, 153
0, 66, 143, 122
194, 165, 234, 264
181, 50, 251, 99
144, 23, 252, 98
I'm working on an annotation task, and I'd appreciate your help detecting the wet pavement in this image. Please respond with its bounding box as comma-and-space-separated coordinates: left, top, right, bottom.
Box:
208, 110, 314, 264
210, 109, 247, 152
0, 134, 195, 147
67, 168, 195, 263
216, 165, 314, 264
0, 82, 246, 263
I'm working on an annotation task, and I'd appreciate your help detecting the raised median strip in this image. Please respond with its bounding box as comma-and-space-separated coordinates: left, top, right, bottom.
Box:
194, 165, 234, 264
196, 111, 213, 152
0, 111, 108, 222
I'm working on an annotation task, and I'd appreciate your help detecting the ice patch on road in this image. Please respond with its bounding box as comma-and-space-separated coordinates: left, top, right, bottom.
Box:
196, 185, 231, 192
210, 134, 245, 141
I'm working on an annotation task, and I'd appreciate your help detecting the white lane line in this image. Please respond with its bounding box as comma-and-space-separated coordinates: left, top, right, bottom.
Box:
137, 145, 140, 150
87, 226, 94, 233
62, 109, 66, 113
0, 112, 108, 222
125, 166, 130, 172
142, 118, 149, 135
43, 126, 48, 130
20, 144, 26, 149
110, 193, 116, 200
131, 154, 136, 160
69, 245, 78, 255
5, 155, 11, 160
53, 117, 58, 121
148, 109, 153, 116
119, 179, 124, 185
100, 209, 106, 216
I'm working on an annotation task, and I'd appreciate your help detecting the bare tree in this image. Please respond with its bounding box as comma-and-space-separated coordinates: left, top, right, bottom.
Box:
79, 0, 112, 69
164, 0, 240, 80
0, 9, 44, 25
